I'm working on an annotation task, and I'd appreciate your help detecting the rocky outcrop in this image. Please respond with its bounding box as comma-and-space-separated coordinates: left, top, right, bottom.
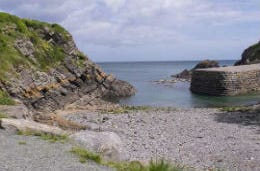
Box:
0, 12, 136, 113
171, 69, 191, 80
235, 41, 260, 65
193, 60, 219, 69
170, 60, 220, 82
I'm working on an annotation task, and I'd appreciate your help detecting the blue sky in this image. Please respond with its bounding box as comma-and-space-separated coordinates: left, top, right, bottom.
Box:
0, 0, 259, 62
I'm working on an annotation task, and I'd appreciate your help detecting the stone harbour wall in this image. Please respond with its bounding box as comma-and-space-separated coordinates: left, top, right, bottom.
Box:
190, 64, 260, 96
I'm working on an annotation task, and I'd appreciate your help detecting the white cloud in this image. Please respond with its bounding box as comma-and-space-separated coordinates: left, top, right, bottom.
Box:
0, 0, 259, 61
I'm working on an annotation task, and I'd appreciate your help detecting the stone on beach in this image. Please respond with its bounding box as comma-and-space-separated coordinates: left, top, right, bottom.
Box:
70, 130, 127, 161
0, 118, 68, 135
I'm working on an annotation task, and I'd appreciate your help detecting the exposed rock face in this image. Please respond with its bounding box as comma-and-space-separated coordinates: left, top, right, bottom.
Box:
235, 41, 260, 65
0, 12, 136, 112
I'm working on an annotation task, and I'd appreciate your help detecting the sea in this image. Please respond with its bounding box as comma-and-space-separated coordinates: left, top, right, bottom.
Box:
98, 60, 260, 108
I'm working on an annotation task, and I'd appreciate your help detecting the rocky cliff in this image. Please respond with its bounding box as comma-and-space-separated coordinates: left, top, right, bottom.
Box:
235, 41, 260, 65
0, 12, 136, 112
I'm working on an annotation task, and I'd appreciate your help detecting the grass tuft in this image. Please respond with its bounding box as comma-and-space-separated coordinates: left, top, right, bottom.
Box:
220, 106, 251, 112
17, 130, 68, 143
18, 141, 27, 145
0, 90, 15, 105
107, 160, 185, 171
70, 147, 102, 164
104, 105, 152, 114
148, 160, 183, 171
0, 112, 8, 119
70, 146, 185, 171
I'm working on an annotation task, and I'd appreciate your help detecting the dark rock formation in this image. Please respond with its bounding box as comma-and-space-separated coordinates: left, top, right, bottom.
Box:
0, 12, 136, 112
171, 60, 219, 81
171, 69, 191, 80
235, 41, 260, 65
193, 60, 219, 69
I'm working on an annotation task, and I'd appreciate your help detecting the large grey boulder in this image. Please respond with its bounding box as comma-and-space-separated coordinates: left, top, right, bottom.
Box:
0, 118, 68, 135
70, 130, 127, 161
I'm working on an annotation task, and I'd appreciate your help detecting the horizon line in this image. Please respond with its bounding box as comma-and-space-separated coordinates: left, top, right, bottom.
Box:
95, 59, 237, 63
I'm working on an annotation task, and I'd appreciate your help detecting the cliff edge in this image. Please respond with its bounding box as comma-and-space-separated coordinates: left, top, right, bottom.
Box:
235, 41, 260, 65
0, 12, 136, 112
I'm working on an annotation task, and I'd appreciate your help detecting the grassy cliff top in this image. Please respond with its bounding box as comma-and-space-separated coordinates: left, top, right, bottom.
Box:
235, 42, 260, 65
0, 12, 72, 80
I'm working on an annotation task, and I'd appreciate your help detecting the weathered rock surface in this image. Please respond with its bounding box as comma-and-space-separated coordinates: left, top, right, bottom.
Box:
0, 118, 68, 135
0, 12, 136, 113
235, 41, 260, 65
0, 103, 32, 119
70, 130, 127, 161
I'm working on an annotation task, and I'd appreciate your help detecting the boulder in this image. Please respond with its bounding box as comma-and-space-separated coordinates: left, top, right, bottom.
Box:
103, 79, 137, 101
70, 130, 127, 161
0, 118, 68, 135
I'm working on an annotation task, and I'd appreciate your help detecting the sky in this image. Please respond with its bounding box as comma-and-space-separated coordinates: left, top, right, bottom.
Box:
0, 0, 259, 62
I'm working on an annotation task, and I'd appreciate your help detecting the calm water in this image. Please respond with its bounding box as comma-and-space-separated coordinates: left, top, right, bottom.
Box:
98, 61, 260, 108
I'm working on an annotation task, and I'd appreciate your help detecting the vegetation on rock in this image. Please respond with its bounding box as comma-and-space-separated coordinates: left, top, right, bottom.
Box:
192, 60, 219, 70
0, 12, 136, 112
0, 12, 69, 79
0, 90, 15, 105
235, 42, 260, 65
0, 112, 8, 119
70, 147, 102, 164
17, 130, 68, 143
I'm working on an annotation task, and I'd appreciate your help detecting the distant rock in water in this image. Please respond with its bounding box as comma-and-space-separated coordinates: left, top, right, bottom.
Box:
235, 41, 260, 65
0, 12, 136, 112
171, 69, 191, 80
192, 60, 219, 70
171, 60, 220, 81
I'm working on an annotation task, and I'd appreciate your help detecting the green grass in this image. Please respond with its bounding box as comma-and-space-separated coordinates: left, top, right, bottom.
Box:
246, 43, 260, 63
0, 90, 15, 105
17, 130, 68, 143
18, 141, 27, 145
221, 105, 260, 114
0, 12, 72, 80
103, 105, 153, 114
0, 112, 8, 119
220, 106, 251, 112
70, 147, 185, 171
70, 147, 102, 164
103, 105, 176, 114
107, 160, 184, 171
